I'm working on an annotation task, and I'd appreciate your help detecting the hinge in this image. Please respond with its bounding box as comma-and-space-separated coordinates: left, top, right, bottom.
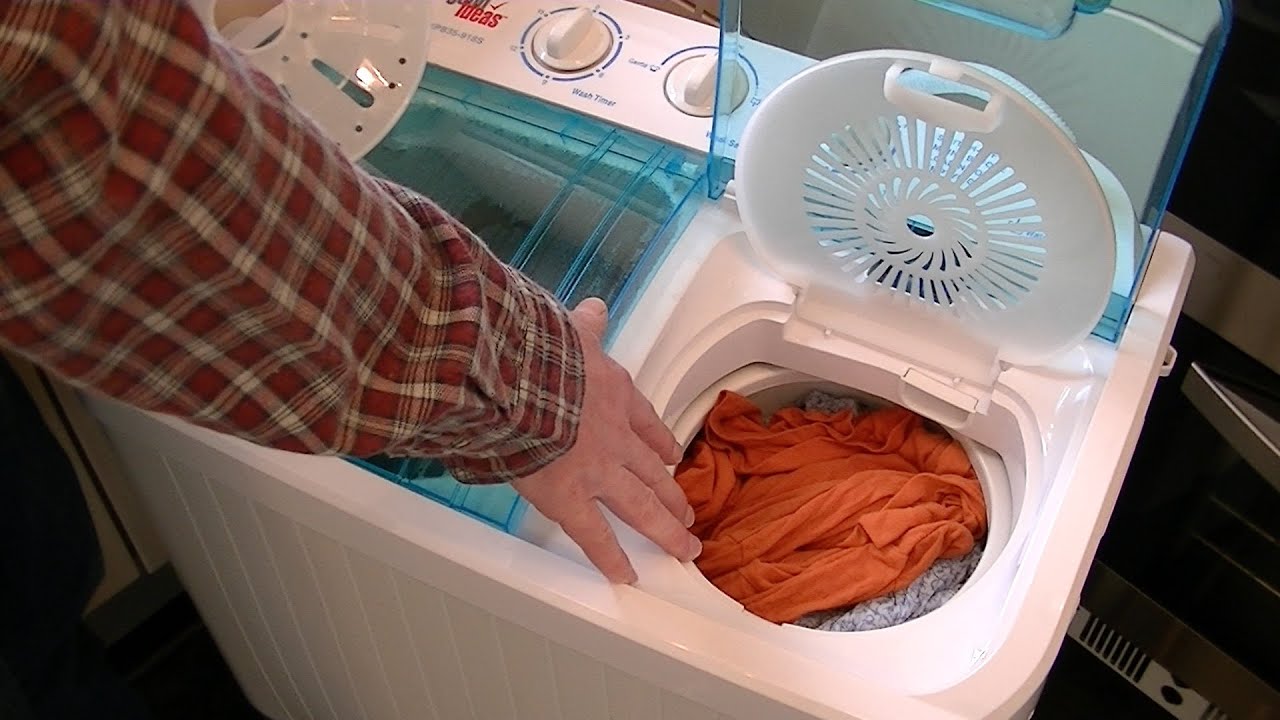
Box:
789, 284, 1001, 428
901, 367, 985, 429
1159, 345, 1178, 378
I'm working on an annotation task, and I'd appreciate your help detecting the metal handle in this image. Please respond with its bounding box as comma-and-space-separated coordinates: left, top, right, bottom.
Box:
1181, 362, 1280, 493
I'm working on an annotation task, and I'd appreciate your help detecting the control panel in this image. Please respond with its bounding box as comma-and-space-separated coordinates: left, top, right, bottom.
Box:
425, 0, 757, 154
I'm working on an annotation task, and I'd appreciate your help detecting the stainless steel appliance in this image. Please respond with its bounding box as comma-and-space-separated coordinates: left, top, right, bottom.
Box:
1075, 5, 1280, 718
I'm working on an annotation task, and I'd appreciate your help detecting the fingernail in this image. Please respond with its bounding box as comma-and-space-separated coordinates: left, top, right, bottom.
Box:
683, 505, 695, 528
687, 535, 702, 559
576, 297, 607, 317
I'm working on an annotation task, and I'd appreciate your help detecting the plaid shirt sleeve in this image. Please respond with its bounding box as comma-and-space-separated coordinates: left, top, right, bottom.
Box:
0, 0, 586, 484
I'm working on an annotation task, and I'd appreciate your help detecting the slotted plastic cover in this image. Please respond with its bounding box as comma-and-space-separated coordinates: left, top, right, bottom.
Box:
736, 50, 1115, 368
191, 0, 431, 159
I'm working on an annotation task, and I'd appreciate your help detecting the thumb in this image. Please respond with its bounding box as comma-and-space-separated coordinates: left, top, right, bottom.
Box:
570, 297, 609, 339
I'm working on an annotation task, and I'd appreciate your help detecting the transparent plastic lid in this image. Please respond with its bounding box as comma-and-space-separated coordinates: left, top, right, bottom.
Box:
709, 0, 1230, 342
347, 66, 707, 535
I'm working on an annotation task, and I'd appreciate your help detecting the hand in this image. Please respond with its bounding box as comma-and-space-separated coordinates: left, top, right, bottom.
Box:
512, 298, 701, 584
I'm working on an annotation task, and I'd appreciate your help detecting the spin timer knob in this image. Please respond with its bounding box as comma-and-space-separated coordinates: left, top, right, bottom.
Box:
532, 7, 614, 73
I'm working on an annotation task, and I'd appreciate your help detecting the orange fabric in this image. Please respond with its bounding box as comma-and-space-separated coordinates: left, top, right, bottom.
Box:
675, 391, 987, 624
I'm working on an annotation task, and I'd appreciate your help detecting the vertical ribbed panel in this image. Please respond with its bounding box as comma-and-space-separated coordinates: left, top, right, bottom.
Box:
107, 436, 732, 720
294, 526, 402, 720
605, 666, 663, 718
252, 505, 367, 720
441, 594, 518, 719
550, 642, 610, 718
202, 482, 327, 720
148, 455, 292, 720
393, 575, 477, 719
494, 619, 564, 715
343, 551, 443, 720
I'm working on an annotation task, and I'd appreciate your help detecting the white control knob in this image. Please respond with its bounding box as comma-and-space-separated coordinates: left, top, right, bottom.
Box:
532, 8, 614, 73
665, 52, 750, 117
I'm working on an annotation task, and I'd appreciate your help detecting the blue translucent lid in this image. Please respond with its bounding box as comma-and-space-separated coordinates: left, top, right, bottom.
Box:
347, 65, 707, 536
708, 0, 1230, 342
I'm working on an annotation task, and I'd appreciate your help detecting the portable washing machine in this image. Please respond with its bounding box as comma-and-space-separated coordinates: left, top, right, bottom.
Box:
81, 1, 1229, 718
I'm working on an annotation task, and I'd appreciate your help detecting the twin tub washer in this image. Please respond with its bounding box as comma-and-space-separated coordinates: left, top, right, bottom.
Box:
81, 1, 1226, 719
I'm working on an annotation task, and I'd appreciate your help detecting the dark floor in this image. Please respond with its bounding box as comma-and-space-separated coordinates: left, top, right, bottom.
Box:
104, 595, 264, 720
1037, 642, 1176, 720
104, 593, 1173, 720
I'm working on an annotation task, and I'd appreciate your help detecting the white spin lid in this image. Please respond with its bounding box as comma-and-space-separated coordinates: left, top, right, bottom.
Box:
735, 50, 1116, 372
191, 0, 432, 160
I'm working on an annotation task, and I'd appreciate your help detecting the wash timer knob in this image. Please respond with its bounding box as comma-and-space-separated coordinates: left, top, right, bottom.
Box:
665, 52, 750, 117
532, 7, 614, 73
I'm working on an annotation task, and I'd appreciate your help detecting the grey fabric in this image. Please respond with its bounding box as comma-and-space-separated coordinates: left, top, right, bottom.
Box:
792, 547, 983, 632
788, 391, 983, 632
802, 390, 863, 415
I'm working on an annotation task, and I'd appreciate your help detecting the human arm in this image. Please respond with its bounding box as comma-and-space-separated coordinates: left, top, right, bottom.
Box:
0, 0, 581, 482
0, 0, 699, 580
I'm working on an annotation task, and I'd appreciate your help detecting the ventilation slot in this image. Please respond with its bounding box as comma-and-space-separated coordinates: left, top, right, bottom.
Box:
803, 113, 1045, 312
1067, 608, 1232, 720
312, 59, 376, 109
1077, 612, 1152, 681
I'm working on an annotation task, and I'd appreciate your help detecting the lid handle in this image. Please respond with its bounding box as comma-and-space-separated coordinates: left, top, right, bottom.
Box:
883, 58, 1006, 134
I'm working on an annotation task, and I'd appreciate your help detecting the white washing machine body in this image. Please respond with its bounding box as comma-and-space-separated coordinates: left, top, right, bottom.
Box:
83, 191, 1193, 720
78, 1, 1221, 719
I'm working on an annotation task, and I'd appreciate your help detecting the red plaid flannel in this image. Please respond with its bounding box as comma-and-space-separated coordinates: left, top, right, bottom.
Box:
0, 0, 586, 483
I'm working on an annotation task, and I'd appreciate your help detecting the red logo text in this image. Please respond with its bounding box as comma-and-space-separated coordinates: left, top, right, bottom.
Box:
447, 0, 506, 28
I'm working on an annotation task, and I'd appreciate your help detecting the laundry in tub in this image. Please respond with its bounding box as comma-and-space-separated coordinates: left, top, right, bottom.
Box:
793, 545, 984, 632
792, 392, 987, 632
675, 390, 988, 628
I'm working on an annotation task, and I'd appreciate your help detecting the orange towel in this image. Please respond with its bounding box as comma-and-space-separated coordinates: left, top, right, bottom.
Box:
675, 391, 987, 624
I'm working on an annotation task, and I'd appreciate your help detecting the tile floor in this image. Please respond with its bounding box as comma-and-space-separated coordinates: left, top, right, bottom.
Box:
105, 592, 1172, 720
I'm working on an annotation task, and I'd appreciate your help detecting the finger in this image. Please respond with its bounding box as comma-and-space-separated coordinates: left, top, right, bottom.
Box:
601, 473, 701, 562
625, 435, 694, 528
557, 500, 638, 585
629, 383, 682, 465
570, 297, 609, 340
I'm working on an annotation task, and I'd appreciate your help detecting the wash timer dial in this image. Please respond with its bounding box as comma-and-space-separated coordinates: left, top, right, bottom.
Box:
530, 7, 615, 72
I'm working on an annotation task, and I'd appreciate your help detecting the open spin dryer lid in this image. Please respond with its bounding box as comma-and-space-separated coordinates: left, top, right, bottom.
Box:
734, 50, 1116, 407
710, 0, 1229, 344
190, 0, 432, 160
